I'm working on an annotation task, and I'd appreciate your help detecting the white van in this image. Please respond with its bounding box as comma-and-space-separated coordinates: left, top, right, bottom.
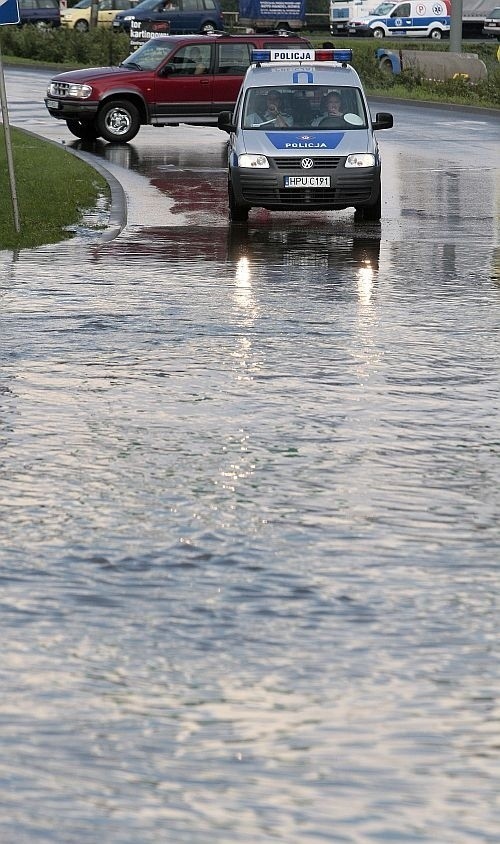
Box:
348, 0, 451, 39
217, 48, 394, 223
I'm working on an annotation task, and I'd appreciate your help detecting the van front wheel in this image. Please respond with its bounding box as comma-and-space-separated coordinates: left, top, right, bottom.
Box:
372, 27, 385, 38
229, 184, 249, 223
355, 192, 381, 222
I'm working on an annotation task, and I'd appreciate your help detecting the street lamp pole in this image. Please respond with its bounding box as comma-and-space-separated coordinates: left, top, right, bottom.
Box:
449, 0, 463, 53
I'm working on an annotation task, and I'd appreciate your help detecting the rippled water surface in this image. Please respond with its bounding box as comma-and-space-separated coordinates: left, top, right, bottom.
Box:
1, 90, 500, 841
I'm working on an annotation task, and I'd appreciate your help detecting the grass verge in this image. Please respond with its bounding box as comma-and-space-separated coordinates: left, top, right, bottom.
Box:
0, 126, 109, 251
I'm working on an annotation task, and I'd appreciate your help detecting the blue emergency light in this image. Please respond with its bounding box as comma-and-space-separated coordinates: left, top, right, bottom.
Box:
250, 48, 353, 65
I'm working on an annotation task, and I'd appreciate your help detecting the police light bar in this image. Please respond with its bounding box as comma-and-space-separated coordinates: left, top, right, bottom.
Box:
250, 48, 353, 64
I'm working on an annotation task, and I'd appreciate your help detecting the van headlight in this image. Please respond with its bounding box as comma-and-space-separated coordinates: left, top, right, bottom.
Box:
345, 153, 376, 168
238, 154, 269, 168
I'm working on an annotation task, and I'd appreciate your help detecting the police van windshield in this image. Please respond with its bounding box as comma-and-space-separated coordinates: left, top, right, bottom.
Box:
371, 2, 395, 13
242, 86, 367, 131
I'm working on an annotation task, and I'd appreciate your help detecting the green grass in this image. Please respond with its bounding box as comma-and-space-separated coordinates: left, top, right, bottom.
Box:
0, 126, 109, 251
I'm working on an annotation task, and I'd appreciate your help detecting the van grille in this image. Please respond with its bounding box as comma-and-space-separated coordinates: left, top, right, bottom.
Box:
274, 157, 342, 170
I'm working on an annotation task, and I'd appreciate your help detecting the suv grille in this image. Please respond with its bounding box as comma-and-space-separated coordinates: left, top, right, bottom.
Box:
49, 82, 71, 97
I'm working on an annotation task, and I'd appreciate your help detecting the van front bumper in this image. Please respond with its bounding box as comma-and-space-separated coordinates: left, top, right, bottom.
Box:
347, 24, 373, 36
230, 162, 381, 212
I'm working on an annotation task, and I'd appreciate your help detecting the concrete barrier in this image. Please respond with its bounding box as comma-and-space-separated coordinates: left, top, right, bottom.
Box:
376, 48, 488, 82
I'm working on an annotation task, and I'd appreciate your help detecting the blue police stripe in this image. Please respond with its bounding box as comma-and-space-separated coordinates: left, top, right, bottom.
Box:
266, 132, 345, 150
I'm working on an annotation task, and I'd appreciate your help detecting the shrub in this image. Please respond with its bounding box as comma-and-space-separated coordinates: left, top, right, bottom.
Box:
0, 25, 130, 66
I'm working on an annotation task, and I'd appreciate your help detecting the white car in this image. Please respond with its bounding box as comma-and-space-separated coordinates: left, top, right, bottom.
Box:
217, 47, 393, 223
482, 6, 500, 39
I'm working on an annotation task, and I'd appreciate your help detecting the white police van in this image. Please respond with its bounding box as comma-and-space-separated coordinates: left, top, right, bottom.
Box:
217, 48, 393, 223
348, 1, 451, 39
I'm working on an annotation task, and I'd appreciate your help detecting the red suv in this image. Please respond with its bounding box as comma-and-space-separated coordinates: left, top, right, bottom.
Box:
44, 33, 312, 143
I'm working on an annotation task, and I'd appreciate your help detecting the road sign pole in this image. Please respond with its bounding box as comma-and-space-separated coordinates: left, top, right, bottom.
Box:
0, 38, 21, 234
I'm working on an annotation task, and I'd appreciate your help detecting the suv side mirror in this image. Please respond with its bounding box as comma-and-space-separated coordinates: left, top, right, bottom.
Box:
372, 112, 393, 130
159, 63, 174, 77
217, 110, 235, 133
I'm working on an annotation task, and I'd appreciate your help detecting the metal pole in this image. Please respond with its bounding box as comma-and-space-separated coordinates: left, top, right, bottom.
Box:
449, 0, 463, 54
90, 0, 99, 29
0, 38, 20, 234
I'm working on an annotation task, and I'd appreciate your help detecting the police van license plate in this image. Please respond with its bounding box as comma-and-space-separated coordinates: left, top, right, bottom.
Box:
284, 176, 330, 188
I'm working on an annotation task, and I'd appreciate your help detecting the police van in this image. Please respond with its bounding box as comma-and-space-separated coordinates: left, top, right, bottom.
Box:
217, 48, 393, 223
348, 0, 451, 39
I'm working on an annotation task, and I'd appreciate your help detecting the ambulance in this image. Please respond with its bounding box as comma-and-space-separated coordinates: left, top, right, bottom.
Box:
217, 48, 394, 223
348, 0, 451, 38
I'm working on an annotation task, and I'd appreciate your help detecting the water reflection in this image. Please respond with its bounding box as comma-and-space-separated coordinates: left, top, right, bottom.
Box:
1, 97, 499, 844
227, 221, 381, 281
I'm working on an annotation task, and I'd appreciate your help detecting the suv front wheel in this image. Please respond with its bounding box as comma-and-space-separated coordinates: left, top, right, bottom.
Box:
97, 99, 140, 143
66, 119, 101, 141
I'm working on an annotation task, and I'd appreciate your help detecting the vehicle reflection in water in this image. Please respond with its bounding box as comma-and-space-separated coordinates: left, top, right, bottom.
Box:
98, 218, 381, 294
72, 137, 229, 219
227, 222, 381, 302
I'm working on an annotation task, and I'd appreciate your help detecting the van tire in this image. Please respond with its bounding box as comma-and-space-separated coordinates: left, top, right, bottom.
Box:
429, 27, 443, 39
229, 184, 249, 223
372, 27, 385, 38
355, 192, 382, 222
200, 21, 217, 33
97, 99, 140, 143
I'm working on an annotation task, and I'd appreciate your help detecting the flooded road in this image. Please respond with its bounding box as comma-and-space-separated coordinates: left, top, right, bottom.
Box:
1, 68, 499, 843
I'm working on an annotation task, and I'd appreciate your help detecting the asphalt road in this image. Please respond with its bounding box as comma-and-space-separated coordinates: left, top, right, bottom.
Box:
2, 64, 499, 265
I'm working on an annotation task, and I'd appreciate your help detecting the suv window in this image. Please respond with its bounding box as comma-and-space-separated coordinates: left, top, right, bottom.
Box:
217, 43, 251, 75
168, 44, 212, 75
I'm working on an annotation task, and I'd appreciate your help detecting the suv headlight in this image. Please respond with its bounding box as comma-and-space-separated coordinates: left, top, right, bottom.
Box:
48, 82, 93, 99
238, 154, 269, 169
345, 153, 375, 168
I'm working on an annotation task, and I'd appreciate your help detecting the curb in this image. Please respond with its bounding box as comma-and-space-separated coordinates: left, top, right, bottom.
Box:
14, 127, 127, 244
66, 145, 128, 242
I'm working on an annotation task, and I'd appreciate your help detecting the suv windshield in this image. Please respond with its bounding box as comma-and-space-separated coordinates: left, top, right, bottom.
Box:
242, 86, 367, 131
121, 38, 173, 70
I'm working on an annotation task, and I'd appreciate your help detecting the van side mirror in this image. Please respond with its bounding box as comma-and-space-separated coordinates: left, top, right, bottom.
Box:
217, 110, 235, 133
372, 112, 393, 130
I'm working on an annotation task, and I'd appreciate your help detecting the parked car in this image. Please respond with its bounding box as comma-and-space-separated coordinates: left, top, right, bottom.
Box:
482, 6, 500, 38
44, 32, 312, 143
61, 0, 140, 32
18, 0, 60, 28
112, 0, 224, 35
